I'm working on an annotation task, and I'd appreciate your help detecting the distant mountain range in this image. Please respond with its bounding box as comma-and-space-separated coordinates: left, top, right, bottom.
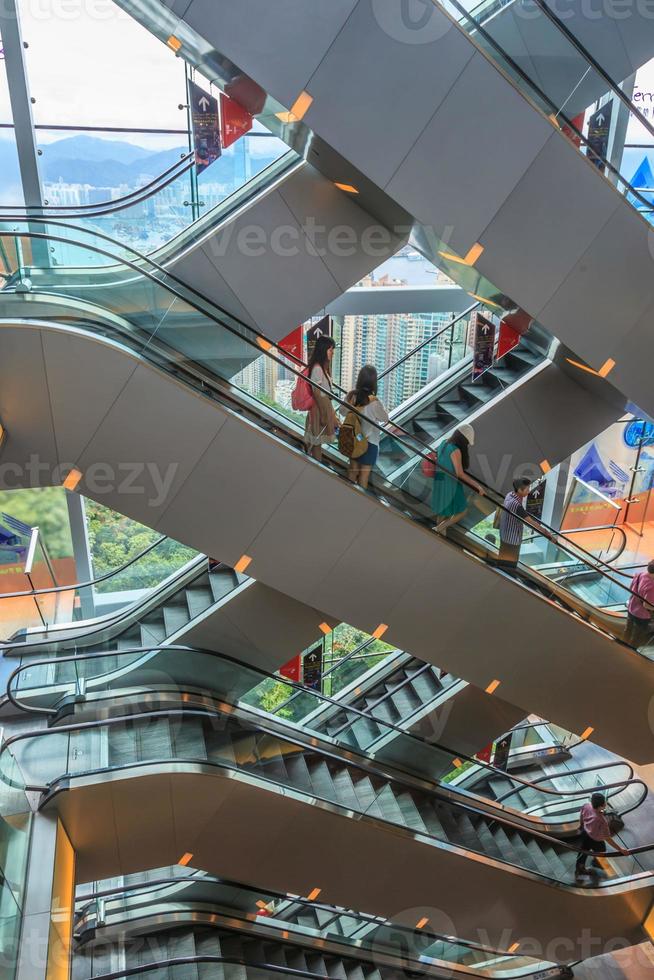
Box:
0, 133, 278, 197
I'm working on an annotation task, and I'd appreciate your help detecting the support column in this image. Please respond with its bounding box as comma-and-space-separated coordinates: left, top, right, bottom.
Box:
0, 0, 49, 267
65, 491, 95, 620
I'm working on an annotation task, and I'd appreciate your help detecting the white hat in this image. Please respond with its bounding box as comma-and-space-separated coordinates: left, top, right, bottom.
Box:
458, 423, 475, 446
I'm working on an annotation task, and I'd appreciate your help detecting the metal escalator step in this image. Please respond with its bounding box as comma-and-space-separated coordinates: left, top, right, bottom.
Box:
283, 948, 310, 975
307, 758, 338, 801
349, 772, 380, 812
473, 819, 506, 861
524, 836, 559, 876
305, 953, 329, 977
408, 669, 442, 702
505, 831, 543, 874
162, 602, 192, 637
374, 784, 407, 826
283, 754, 315, 794
172, 717, 208, 762
389, 685, 421, 717
137, 716, 174, 764
412, 797, 446, 839
138, 619, 166, 646
394, 791, 429, 833
487, 776, 515, 801
330, 766, 364, 810
209, 569, 239, 603
324, 956, 349, 979
185, 585, 214, 619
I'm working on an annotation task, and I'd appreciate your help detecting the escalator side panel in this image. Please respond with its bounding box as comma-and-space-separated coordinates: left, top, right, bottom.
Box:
168, 161, 407, 342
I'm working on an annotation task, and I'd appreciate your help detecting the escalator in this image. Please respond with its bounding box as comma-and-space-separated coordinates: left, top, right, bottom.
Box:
2, 688, 652, 954
71, 870, 572, 979
0, 228, 652, 761
115, 0, 654, 418
0, 536, 333, 681
2, 150, 408, 346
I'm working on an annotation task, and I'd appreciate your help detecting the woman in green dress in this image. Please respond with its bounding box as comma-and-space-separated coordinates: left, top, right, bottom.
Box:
432, 424, 485, 534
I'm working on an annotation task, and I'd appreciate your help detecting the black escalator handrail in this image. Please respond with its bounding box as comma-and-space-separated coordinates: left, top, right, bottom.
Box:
77, 874, 530, 964
0, 225, 647, 609
2, 706, 650, 871
377, 301, 481, 380
556, 525, 628, 568
441, 0, 654, 215
494, 760, 640, 814
0, 153, 195, 218
6, 645, 649, 827
0, 534, 170, 603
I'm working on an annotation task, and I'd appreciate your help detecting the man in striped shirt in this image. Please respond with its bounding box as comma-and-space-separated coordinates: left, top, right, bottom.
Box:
497, 477, 536, 568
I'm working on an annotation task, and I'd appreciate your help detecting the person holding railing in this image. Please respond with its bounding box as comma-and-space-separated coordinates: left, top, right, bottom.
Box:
432, 424, 485, 534
625, 560, 654, 649
575, 792, 628, 877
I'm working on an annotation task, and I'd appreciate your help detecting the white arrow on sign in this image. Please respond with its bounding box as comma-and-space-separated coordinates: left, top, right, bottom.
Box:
595, 112, 605, 126
313, 326, 324, 337
198, 96, 211, 111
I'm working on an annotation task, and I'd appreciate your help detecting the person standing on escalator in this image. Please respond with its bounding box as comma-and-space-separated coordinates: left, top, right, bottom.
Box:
575, 792, 628, 877
432, 424, 484, 535
625, 560, 654, 649
304, 336, 338, 463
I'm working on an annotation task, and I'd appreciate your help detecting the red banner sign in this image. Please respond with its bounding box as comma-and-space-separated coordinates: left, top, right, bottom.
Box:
497, 309, 532, 360
279, 656, 301, 683
220, 92, 254, 149
279, 325, 304, 364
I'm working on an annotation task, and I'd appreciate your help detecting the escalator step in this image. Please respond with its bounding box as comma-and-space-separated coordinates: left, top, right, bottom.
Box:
307, 759, 338, 801
138, 619, 166, 646
185, 585, 214, 619
394, 791, 428, 833
283, 754, 315, 794
162, 602, 192, 637
324, 956, 349, 979
330, 766, 364, 810
374, 784, 406, 826
209, 569, 239, 603
172, 718, 208, 762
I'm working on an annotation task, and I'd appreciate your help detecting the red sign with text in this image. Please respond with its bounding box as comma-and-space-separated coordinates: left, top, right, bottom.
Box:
497, 309, 533, 360
279, 655, 302, 683
279, 325, 304, 365
220, 92, 254, 149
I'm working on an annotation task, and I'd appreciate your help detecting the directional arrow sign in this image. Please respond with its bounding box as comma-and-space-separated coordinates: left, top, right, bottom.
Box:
587, 102, 613, 172
189, 80, 221, 174
306, 315, 332, 362
471, 311, 496, 381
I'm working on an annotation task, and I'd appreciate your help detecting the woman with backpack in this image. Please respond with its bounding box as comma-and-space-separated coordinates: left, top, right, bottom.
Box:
304, 336, 338, 462
341, 365, 392, 489
432, 424, 484, 534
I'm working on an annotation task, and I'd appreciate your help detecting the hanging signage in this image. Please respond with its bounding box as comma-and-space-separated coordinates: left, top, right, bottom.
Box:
587, 102, 613, 171
189, 80, 221, 174
303, 643, 323, 691
561, 111, 585, 149
279, 325, 304, 365
476, 743, 493, 765
493, 733, 512, 771
220, 92, 254, 149
306, 315, 332, 363
279, 655, 302, 683
471, 311, 496, 381
527, 478, 546, 520
497, 309, 532, 361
